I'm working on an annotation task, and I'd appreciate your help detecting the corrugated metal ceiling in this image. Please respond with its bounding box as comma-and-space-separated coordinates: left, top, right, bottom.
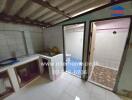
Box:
0, 0, 110, 27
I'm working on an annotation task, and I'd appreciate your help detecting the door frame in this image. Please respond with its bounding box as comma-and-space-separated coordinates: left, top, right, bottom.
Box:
86, 15, 132, 92
62, 22, 86, 79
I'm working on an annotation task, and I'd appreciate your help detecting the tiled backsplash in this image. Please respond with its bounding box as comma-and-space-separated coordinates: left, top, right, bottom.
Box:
0, 22, 43, 61
0, 30, 26, 60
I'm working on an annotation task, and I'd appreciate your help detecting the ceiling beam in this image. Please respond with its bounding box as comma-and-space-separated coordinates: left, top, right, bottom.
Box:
32, 0, 71, 19
3, 0, 15, 14
0, 13, 51, 27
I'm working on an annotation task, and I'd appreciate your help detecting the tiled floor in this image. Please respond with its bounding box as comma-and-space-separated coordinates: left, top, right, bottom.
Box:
66, 57, 82, 76
5, 73, 121, 100
90, 66, 117, 89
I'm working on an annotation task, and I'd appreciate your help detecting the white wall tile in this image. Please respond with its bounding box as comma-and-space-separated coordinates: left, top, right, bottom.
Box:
0, 22, 43, 60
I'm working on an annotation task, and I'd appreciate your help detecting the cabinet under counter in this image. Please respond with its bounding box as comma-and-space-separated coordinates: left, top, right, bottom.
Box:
14, 60, 40, 88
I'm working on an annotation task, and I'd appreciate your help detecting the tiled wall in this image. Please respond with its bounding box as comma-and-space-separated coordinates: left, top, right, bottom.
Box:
0, 22, 43, 61
0, 30, 26, 60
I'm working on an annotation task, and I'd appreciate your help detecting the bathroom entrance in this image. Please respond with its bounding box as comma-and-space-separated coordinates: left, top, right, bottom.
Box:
87, 17, 131, 91
63, 23, 85, 77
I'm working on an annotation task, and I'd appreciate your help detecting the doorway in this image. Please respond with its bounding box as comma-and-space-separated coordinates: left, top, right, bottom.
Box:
63, 23, 85, 77
88, 17, 131, 91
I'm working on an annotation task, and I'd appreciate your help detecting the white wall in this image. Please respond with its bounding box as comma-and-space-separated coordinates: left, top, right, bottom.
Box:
118, 34, 132, 92
30, 32, 44, 53
94, 29, 129, 70
93, 18, 130, 70
0, 22, 43, 60
64, 26, 84, 59
43, 25, 63, 52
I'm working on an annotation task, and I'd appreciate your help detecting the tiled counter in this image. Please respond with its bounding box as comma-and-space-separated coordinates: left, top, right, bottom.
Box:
0, 54, 64, 99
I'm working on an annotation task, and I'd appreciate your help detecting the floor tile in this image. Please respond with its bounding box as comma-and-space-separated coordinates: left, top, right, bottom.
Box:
58, 92, 74, 100
5, 72, 121, 100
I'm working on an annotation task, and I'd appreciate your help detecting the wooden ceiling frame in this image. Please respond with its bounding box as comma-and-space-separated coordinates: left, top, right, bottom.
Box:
0, 13, 51, 27
32, 0, 71, 19
0, 0, 51, 27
